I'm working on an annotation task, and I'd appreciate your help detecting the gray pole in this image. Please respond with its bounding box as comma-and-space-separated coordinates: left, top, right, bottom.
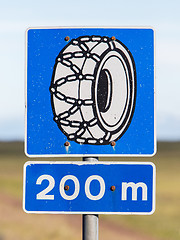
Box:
82, 157, 99, 240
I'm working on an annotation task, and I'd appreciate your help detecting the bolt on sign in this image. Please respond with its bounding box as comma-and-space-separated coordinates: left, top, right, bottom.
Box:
25, 27, 155, 157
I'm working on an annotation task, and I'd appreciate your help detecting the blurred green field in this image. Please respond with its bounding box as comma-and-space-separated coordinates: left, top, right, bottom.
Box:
0, 141, 180, 240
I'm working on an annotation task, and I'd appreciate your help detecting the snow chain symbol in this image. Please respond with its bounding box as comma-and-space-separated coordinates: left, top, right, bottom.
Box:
50, 35, 136, 145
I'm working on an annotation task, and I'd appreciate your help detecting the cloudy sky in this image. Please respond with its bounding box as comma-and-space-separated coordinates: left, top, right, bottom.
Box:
0, 0, 180, 141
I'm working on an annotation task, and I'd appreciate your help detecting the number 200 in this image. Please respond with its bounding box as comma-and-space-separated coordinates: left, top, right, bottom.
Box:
36, 174, 105, 201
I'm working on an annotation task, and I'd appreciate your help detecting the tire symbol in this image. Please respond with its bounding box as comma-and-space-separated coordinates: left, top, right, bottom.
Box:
50, 35, 136, 145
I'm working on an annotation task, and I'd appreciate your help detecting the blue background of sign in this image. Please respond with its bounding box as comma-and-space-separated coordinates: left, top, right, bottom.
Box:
24, 162, 155, 214
26, 28, 155, 156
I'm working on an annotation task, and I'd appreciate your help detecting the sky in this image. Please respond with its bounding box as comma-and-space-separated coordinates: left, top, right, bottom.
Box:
0, 0, 180, 141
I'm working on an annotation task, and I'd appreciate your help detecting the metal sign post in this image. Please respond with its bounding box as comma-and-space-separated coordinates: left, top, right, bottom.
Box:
83, 157, 99, 240
83, 214, 98, 240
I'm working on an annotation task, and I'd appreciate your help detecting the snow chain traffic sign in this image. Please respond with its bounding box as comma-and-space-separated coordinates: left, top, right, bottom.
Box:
25, 27, 155, 157
23, 162, 156, 215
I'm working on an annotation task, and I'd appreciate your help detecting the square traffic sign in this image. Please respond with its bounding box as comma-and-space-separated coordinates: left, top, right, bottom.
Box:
25, 27, 155, 157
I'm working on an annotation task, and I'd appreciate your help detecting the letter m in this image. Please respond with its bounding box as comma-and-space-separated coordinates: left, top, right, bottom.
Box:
122, 182, 148, 201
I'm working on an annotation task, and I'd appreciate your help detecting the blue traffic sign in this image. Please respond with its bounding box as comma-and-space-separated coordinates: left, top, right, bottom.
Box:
23, 161, 155, 214
25, 27, 155, 157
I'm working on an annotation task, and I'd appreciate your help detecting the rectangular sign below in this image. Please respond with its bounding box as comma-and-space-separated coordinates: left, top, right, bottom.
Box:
23, 162, 156, 215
